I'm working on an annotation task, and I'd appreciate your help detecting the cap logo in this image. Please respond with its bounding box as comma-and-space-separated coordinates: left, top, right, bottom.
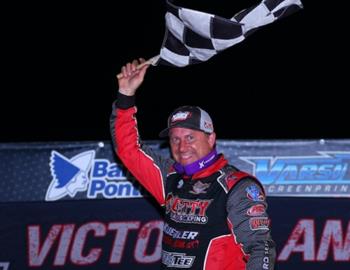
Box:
171, 111, 191, 123
204, 121, 213, 131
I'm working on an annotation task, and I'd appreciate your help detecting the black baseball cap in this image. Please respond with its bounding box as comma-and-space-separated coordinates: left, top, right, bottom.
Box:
159, 106, 214, 138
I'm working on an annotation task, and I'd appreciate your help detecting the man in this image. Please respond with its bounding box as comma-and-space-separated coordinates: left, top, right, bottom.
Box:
110, 59, 276, 269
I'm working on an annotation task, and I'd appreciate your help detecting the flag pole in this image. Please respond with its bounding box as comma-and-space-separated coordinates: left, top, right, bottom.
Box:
116, 55, 160, 79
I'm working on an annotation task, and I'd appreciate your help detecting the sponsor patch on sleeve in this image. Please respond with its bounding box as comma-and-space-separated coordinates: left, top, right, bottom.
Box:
245, 184, 265, 201
249, 217, 270, 230
246, 204, 266, 216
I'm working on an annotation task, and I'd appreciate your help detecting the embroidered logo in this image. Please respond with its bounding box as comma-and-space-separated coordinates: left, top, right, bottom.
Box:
171, 111, 191, 123
247, 204, 266, 216
246, 184, 265, 201
162, 251, 195, 268
249, 217, 270, 230
165, 193, 212, 224
189, 181, 210, 194
177, 179, 184, 189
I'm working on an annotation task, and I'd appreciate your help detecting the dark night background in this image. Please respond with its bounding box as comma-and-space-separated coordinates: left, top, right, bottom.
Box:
1, 1, 348, 142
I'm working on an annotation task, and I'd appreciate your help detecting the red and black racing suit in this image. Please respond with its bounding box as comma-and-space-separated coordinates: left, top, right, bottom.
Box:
110, 93, 276, 270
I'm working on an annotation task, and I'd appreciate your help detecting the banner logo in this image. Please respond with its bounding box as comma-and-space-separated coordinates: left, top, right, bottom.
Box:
46, 150, 144, 201
46, 150, 95, 201
240, 152, 350, 197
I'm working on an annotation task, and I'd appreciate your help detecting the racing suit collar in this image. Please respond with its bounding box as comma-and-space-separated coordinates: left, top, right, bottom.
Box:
173, 150, 228, 179
173, 149, 218, 176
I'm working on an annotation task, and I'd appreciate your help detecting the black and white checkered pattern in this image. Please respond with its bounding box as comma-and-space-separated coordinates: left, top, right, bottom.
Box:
156, 0, 303, 67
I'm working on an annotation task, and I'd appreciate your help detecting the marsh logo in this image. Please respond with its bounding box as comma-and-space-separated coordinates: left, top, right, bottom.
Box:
46, 150, 144, 201
240, 152, 350, 197
46, 150, 95, 201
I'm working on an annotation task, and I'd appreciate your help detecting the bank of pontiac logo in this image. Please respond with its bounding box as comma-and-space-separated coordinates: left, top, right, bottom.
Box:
45, 150, 95, 201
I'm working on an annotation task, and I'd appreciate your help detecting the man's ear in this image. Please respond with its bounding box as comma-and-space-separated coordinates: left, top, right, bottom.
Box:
208, 132, 216, 148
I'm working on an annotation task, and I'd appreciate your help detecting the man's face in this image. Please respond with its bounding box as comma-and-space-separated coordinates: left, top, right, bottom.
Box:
169, 127, 216, 166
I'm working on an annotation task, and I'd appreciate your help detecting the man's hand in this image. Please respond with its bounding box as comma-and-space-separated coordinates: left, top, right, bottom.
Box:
117, 58, 150, 96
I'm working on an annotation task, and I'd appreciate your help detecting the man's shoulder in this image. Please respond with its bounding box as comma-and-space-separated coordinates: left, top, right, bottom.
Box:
218, 165, 259, 192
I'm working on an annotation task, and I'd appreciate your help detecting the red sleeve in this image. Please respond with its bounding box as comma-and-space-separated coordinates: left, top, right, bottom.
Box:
111, 106, 170, 205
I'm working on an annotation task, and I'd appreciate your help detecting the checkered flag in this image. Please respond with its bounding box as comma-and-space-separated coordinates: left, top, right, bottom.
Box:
155, 0, 303, 67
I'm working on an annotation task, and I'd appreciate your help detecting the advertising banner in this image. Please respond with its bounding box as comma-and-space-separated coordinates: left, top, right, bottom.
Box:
1, 140, 349, 269
1, 198, 348, 269
216, 139, 350, 197
0, 199, 162, 269
268, 197, 349, 270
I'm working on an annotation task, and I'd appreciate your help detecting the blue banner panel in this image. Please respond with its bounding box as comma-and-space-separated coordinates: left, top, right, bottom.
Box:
216, 140, 350, 197
1, 140, 350, 202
